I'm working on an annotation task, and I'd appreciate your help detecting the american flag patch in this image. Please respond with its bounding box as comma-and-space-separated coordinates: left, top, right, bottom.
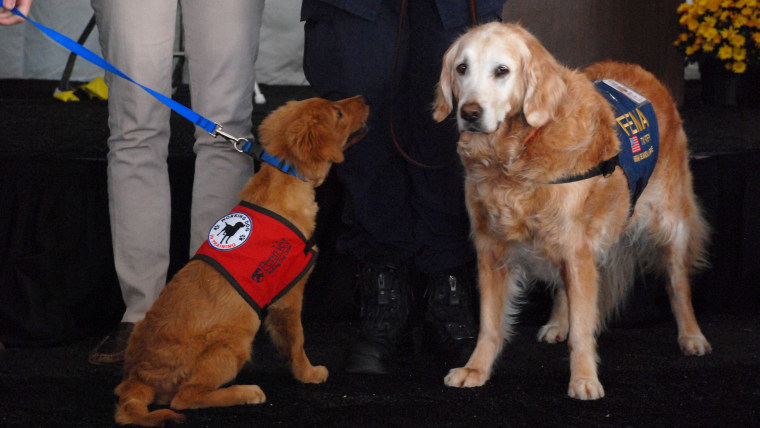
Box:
630, 135, 641, 154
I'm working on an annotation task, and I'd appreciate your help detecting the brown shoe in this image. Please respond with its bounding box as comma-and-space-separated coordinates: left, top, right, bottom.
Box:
88, 322, 134, 365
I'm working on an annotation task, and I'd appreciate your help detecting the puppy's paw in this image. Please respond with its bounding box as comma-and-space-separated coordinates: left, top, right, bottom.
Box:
444, 367, 489, 388
537, 323, 568, 344
568, 377, 605, 400
240, 385, 267, 405
298, 365, 329, 384
679, 334, 712, 356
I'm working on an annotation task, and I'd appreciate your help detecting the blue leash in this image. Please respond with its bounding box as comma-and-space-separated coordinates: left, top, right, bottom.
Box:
9, 7, 302, 180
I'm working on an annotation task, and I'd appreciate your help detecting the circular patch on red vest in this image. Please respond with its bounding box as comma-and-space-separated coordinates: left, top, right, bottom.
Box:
207, 212, 252, 251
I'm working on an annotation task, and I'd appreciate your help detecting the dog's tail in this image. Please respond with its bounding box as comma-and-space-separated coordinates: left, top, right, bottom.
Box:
114, 379, 185, 427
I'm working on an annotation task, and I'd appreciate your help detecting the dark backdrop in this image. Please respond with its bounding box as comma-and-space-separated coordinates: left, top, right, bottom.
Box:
0, 80, 758, 347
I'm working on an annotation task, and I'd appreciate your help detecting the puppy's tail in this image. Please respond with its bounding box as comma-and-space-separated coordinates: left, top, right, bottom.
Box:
114, 379, 185, 427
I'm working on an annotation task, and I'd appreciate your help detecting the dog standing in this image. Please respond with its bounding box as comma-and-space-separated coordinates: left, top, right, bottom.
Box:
432, 22, 710, 399
114, 96, 368, 426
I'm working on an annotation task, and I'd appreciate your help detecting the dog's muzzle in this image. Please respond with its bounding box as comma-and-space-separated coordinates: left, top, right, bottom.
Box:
459, 102, 487, 133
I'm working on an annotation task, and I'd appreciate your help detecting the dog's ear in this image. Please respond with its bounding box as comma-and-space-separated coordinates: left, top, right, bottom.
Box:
285, 114, 344, 170
433, 39, 460, 122
521, 36, 567, 128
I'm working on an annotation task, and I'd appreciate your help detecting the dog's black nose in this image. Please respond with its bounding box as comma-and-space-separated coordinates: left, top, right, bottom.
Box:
460, 102, 482, 123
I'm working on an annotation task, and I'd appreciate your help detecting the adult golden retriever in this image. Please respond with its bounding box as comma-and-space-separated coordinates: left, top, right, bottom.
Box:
432, 22, 710, 400
114, 96, 369, 426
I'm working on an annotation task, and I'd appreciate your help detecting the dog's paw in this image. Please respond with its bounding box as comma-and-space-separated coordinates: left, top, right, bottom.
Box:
537, 323, 568, 344
298, 365, 329, 384
444, 367, 489, 388
679, 334, 712, 356
240, 385, 267, 405
568, 377, 605, 400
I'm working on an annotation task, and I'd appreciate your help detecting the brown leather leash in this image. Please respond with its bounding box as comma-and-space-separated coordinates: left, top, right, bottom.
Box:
389, 0, 480, 170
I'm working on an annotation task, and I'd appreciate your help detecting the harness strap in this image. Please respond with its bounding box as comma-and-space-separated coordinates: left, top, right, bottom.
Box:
549, 155, 620, 184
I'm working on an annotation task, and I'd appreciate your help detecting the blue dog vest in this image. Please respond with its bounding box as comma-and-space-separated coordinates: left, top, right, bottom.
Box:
593, 79, 659, 207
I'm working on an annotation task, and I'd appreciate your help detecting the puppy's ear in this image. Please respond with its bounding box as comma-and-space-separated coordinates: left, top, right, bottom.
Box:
521, 37, 566, 128
433, 40, 460, 122
285, 115, 343, 169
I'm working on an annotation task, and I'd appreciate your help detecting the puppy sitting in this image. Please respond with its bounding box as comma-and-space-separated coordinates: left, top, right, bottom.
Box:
114, 96, 369, 426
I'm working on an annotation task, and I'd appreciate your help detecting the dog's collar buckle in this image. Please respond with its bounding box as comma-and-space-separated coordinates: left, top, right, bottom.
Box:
211, 124, 304, 181
212, 124, 250, 149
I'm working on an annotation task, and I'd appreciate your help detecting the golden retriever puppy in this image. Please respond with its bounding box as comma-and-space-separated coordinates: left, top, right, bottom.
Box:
432, 22, 710, 400
114, 96, 369, 426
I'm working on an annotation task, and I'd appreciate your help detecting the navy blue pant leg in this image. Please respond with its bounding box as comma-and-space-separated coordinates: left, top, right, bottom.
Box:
304, 2, 419, 266
303, 0, 500, 272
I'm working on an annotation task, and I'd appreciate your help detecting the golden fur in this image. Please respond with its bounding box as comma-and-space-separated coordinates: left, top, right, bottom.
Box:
432, 22, 711, 400
114, 96, 369, 426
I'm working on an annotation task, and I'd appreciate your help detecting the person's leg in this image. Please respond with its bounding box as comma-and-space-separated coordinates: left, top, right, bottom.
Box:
303, 1, 414, 374
181, 0, 260, 254
89, 0, 177, 364
405, 2, 503, 365
304, 2, 417, 266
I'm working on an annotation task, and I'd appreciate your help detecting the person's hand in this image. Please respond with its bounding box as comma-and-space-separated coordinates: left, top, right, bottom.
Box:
0, 0, 33, 25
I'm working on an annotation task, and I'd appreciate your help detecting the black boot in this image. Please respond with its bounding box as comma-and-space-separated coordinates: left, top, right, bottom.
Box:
344, 263, 410, 374
424, 265, 479, 366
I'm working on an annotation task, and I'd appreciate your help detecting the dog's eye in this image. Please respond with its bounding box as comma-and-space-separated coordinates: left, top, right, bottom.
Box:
495, 65, 510, 77
333, 106, 343, 119
456, 63, 467, 75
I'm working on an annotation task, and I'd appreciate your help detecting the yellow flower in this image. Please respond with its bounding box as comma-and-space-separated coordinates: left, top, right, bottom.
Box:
698, 22, 716, 38
720, 27, 738, 39
718, 44, 734, 59
675, 0, 759, 72
729, 33, 746, 47
678, 2, 697, 14
706, 27, 721, 42
732, 61, 747, 72
706, 0, 722, 10
685, 16, 700, 31
733, 14, 748, 27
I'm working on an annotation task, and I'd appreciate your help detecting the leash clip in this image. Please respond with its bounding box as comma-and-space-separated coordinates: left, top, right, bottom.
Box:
211, 124, 250, 153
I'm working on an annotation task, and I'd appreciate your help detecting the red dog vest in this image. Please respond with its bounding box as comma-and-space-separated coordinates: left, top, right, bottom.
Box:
193, 201, 317, 315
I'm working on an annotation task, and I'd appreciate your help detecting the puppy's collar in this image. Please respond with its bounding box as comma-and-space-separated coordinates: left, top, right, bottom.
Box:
234, 138, 304, 181
212, 125, 303, 181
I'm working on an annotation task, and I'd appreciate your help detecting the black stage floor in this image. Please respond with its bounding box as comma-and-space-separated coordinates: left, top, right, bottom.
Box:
1, 80, 759, 427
